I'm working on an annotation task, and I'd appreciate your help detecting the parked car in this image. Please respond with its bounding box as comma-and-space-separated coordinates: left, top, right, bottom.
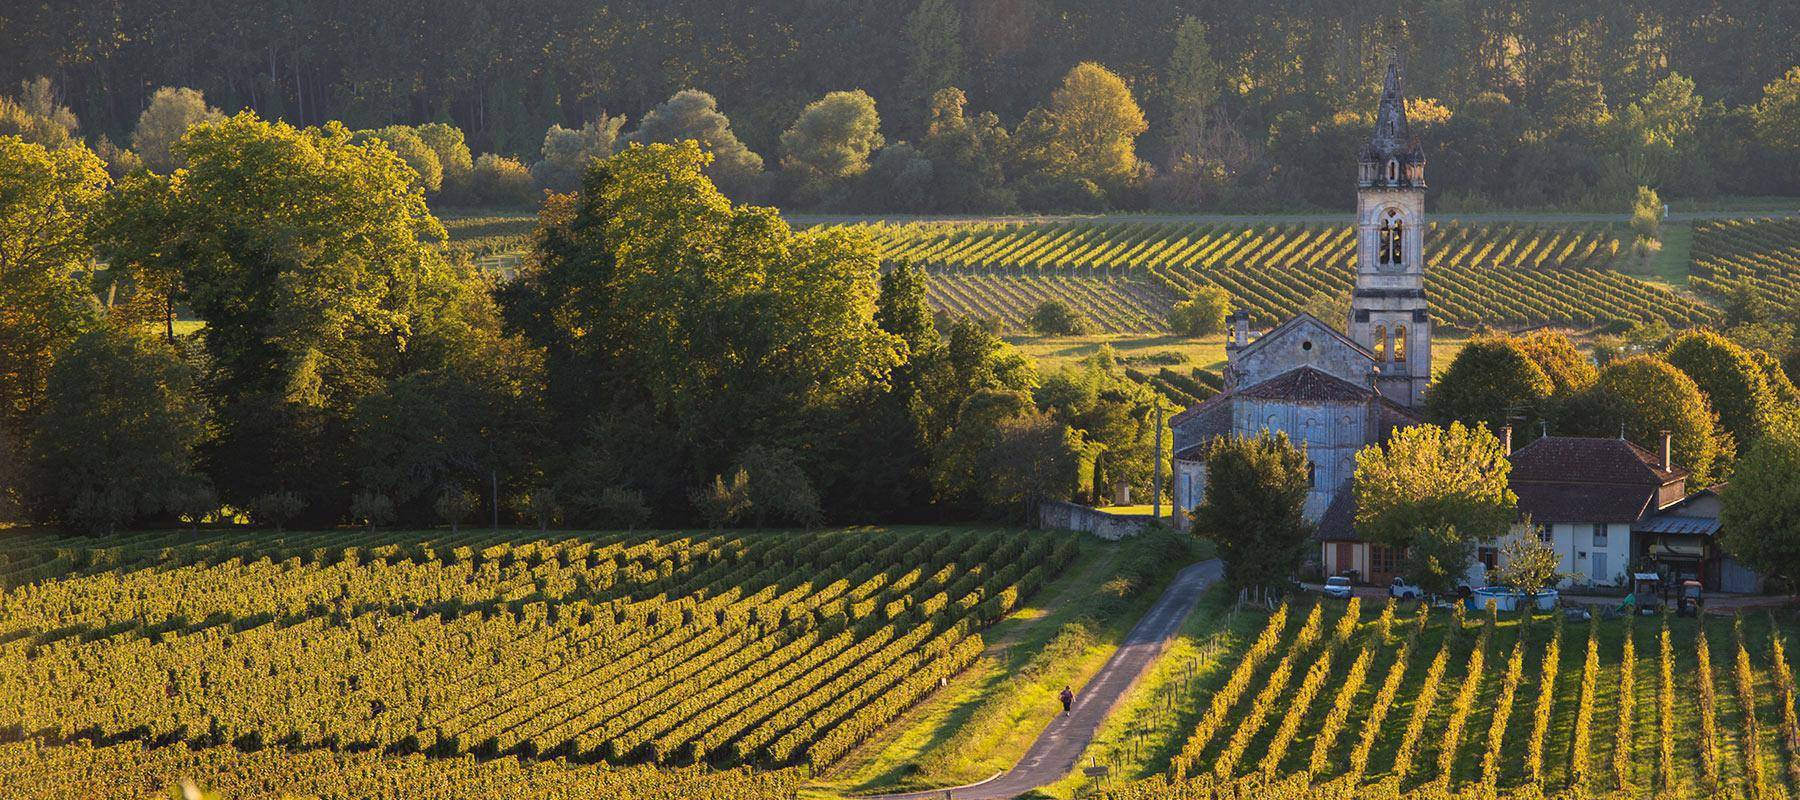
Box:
1323, 576, 1354, 599
1388, 577, 1423, 599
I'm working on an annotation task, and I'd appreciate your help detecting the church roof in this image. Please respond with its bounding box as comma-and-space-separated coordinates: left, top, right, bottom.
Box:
1232, 312, 1379, 364
1362, 60, 1424, 164
1238, 366, 1374, 403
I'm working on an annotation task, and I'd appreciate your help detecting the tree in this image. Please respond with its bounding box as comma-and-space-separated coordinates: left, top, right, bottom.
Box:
1426, 335, 1555, 435
0, 136, 105, 445
434, 486, 477, 532
354, 125, 443, 193
780, 90, 884, 203
595, 486, 650, 531
98, 112, 511, 520
1516, 330, 1597, 396
1163, 18, 1221, 134
627, 90, 764, 197
1542, 78, 1611, 138
26, 328, 208, 534
1665, 329, 1777, 449
1190, 431, 1312, 601
902, 0, 962, 109
931, 387, 1035, 513
1169, 284, 1230, 336
1017, 62, 1147, 188
500, 141, 903, 522
1354, 422, 1518, 553
1753, 67, 1800, 154
1405, 524, 1477, 598
416, 123, 474, 199
532, 115, 624, 193
919, 88, 1014, 211
1028, 299, 1091, 335
1491, 533, 1568, 595
129, 86, 222, 173
471, 153, 535, 206
740, 446, 823, 527
1630, 185, 1661, 254
984, 410, 1081, 525
692, 468, 752, 531
0, 78, 79, 150
349, 491, 396, 532
1297, 291, 1351, 333
1584, 356, 1728, 484
1719, 416, 1800, 584
253, 491, 305, 533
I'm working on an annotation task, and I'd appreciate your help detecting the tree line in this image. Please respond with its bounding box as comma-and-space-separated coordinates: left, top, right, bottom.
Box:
0, 121, 1172, 534
5, 1, 1800, 212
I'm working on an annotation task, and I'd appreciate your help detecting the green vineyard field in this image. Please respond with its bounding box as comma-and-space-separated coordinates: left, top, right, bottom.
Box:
0, 526, 1077, 797
819, 219, 1719, 332
440, 212, 536, 276
1095, 597, 1800, 800
1691, 216, 1800, 307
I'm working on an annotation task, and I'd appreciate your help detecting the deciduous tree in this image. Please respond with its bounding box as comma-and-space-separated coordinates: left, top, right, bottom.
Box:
1354, 422, 1517, 555
1191, 431, 1312, 599
27, 327, 208, 533
627, 90, 764, 198
1426, 336, 1554, 435
1720, 416, 1800, 583
130, 86, 222, 173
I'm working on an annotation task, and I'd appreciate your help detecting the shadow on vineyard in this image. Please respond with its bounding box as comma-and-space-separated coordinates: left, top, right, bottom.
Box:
0, 525, 1094, 798
1080, 597, 1800, 800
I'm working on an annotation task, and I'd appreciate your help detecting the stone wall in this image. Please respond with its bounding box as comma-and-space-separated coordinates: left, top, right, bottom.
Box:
1038, 501, 1156, 540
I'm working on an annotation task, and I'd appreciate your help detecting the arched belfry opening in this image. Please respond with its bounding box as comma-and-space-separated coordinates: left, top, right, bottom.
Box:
1378, 209, 1405, 266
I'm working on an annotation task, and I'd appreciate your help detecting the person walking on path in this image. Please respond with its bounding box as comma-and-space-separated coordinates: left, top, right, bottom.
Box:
1059, 686, 1074, 716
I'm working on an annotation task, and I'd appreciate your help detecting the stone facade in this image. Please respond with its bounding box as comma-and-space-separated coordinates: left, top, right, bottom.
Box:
1170, 56, 1429, 531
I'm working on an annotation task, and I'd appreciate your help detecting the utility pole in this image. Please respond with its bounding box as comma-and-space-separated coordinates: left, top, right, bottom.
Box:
1152, 404, 1164, 523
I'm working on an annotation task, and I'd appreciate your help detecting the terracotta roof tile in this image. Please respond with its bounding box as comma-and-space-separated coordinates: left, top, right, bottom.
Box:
1508, 436, 1686, 485
1237, 366, 1373, 403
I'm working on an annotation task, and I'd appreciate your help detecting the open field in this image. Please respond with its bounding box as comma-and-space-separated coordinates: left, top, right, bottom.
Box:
1079, 595, 1800, 800
0, 526, 1087, 798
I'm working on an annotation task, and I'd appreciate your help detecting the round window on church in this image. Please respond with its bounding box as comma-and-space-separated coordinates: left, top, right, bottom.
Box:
1301, 340, 1313, 351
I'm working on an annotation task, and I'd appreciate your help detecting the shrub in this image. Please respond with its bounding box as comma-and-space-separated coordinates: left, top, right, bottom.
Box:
253, 491, 305, 532
1168, 284, 1230, 337
1028, 298, 1092, 335
434, 487, 477, 532
471, 153, 537, 206
349, 491, 396, 532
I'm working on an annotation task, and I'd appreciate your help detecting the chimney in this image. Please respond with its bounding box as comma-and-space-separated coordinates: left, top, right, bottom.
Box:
1499, 425, 1513, 456
1660, 430, 1672, 471
1227, 311, 1250, 350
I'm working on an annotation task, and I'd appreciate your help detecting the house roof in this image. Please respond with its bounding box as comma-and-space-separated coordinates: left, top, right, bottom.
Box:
1233, 312, 1379, 365
1513, 482, 1657, 524
1316, 483, 1360, 541
1238, 366, 1374, 403
1508, 436, 1687, 486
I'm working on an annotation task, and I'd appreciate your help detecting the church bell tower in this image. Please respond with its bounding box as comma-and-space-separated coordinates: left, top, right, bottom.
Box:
1350, 54, 1431, 408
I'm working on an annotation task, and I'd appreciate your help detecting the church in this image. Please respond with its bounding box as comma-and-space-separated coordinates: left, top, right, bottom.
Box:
1169, 57, 1430, 583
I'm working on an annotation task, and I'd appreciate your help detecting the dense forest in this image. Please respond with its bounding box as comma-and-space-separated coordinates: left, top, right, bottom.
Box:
5, 0, 1799, 211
